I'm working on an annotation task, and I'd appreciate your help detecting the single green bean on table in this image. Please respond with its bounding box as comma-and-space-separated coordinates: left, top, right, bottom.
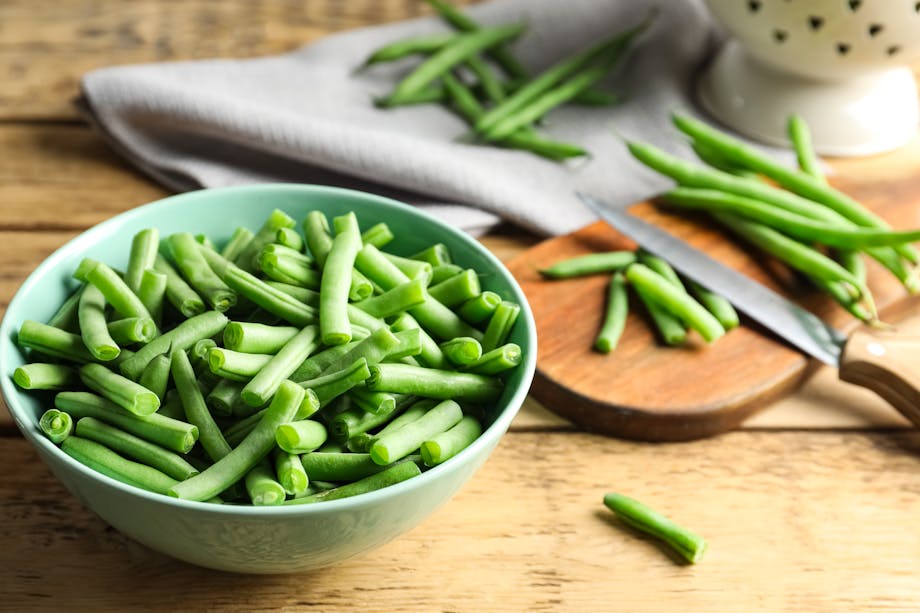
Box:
39, 409, 73, 444
603, 492, 707, 564
14, 363, 79, 391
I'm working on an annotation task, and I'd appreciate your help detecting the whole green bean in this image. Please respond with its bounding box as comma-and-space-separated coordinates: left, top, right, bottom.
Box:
124, 228, 160, 295
13, 363, 79, 391
686, 279, 739, 331
62, 436, 179, 496
362, 32, 456, 66
75, 416, 199, 481
633, 282, 686, 346
787, 114, 825, 183
169, 380, 304, 501
241, 324, 321, 407
80, 363, 160, 416
366, 363, 502, 402
39, 409, 73, 443
539, 251, 637, 279
78, 282, 121, 361
595, 273, 628, 353
603, 492, 707, 564
118, 310, 229, 380
420, 414, 482, 466
285, 460, 421, 505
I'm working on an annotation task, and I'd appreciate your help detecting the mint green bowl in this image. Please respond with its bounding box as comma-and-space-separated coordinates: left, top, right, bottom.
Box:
0, 184, 536, 573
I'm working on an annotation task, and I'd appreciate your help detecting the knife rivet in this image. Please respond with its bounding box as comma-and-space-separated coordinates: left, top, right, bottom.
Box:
867, 342, 886, 356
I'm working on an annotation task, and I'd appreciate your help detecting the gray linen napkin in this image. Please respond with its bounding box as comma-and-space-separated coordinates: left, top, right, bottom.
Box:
79, 0, 717, 237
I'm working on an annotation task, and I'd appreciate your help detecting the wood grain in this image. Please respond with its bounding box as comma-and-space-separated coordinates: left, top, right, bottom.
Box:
4, 431, 920, 612
508, 149, 920, 441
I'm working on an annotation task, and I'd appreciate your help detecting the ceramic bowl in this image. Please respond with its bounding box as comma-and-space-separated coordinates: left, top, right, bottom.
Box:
0, 184, 536, 573
699, 0, 920, 155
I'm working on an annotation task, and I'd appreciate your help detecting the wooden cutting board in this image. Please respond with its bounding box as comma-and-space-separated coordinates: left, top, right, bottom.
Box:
507, 167, 920, 442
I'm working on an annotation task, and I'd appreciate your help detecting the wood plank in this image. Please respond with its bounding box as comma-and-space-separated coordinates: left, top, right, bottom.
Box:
3, 430, 920, 611
0, 0, 477, 121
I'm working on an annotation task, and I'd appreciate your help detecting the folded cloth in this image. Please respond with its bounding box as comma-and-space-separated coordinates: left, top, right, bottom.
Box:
78, 0, 717, 237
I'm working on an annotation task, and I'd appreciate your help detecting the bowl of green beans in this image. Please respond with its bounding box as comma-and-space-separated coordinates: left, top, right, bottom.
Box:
0, 183, 535, 573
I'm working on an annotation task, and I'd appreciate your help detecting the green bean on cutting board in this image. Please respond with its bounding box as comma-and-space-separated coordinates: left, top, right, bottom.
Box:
13, 206, 523, 506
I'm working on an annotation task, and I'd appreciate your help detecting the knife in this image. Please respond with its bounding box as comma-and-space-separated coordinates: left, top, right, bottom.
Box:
578, 192, 920, 428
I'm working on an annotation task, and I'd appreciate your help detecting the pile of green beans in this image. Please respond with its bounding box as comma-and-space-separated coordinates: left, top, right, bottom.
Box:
361, 0, 652, 160
540, 249, 739, 352
627, 113, 920, 323
13, 208, 523, 506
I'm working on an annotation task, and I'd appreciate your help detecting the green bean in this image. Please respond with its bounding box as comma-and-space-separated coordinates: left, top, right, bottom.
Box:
245, 460, 286, 505
124, 228, 160, 295
440, 336, 482, 366
352, 389, 404, 416
475, 19, 648, 136
690, 141, 754, 177
713, 212, 865, 292
362, 32, 456, 67
594, 273, 628, 353
467, 55, 507, 103
303, 211, 334, 267
366, 363, 502, 402
207, 348, 272, 381
420, 414, 482, 466
480, 301, 520, 352
346, 401, 432, 453
39, 409, 73, 443
298, 451, 405, 482
672, 113, 918, 264
319, 212, 362, 345
220, 226, 255, 261
205, 378, 245, 416
118, 310, 229, 380
457, 291, 501, 325
275, 419, 328, 454
603, 492, 707, 564
153, 254, 206, 318
76, 283, 120, 361
62, 436, 179, 496
285, 460, 421, 505
259, 248, 321, 289
388, 24, 525, 105
274, 449, 309, 496
233, 208, 297, 274
55, 391, 198, 453
814, 276, 875, 323
430, 263, 463, 285
137, 270, 167, 326
662, 187, 920, 250
463, 343, 521, 375
290, 340, 360, 382
138, 354, 171, 400
265, 281, 320, 306
369, 399, 462, 465
299, 358, 371, 408
637, 251, 683, 289
388, 328, 423, 361
169, 379, 304, 501
427, 269, 480, 307
354, 278, 428, 319
13, 363, 79, 391
389, 312, 449, 369
318, 326, 401, 377
80, 363, 160, 416
106, 317, 156, 345
221, 408, 265, 447
170, 348, 232, 462
165, 232, 238, 312
686, 279, 739, 331
222, 321, 298, 354
360, 222, 395, 249
76, 258, 157, 326
152, 389, 184, 420
241, 325, 321, 407
539, 251, 637, 279
383, 253, 433, 283
349, 268, 375, 302
411, 243, 453, 267
195, 234, 216, 251
17, 320, 94, 363
47, 286, 83, 332
633, 282, 686, 346
330, 393, 409, 442
275, 227, 305, 253
787, 114, 825, 183
626, 264, 725, 343
75, 416, 198, 481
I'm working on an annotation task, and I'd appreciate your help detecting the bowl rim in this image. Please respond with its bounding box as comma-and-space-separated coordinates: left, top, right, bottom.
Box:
0, 183, 537, 516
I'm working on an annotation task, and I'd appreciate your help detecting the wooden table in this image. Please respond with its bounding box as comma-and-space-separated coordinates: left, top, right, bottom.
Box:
3, 2, 920, 610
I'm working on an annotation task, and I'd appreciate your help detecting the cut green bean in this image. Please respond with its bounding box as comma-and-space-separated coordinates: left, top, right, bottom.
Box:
169, 379, 304, 501
319, 212, 362, 345
13, 363, 79, 391
153, 254, 206, 318
299, 358, 371, 408
389, 312, 449, 369
303, 210, 334, 268
539, 251, 638, 279
381, 252, 433, 282
440, 336, 482, 366
369, 399, 462, 465
595, 273, 628, 353
62, 436, 179, 496
138, 354, 171, 400
428, 269, 480, 306
420, 414, 482, 466
411, 243, 453, 267
360, 222, 395, 249
457, 291, 501, 325
39, 409, 73, 443
686, 280, 739, 331
118, 310, 229, 380
233, 208, 297, 274
367, 363, 502, 402
290, 340, 360, 382
275, 419, 328, 454
354, 278, 428, 319
221, 408, 265, 447
137, 269, 167, 326
259, 248, 321, 289
430, 263, 463, 285
330, 394, 409, 442
286, 460, 421, 505
17, 320, 95, 363
274, 449, 309, 496
124, 228, 160, 295
75, 416, 198, 481
166, 232, 237, 312
78, 283, 121, 361
265, 281, 320, 307
106, 317, 156, 345
47, 286, 83, 332
318, 326, 402, 377
245, 460, 286, 505
346, 402, 430, 453
206, 377, 246, 416
80, 363, 160, 416
349, 388, 400, 415
633, 282, 686, 346
464, 343, 522, 375
480, 301, 520, 352
209, 256, 316, 327
626, 264, 725, 343
55, 391, 198, 454
220, 226, 255, 262
223, 321, 299, 354
298, 451, 411, 482
275, 227, 305, 252
76, 259, 157, 326
171, 348, 232, 462
207, 348, 272, 381
603, 492, 707, 564
241, 324, 321, 407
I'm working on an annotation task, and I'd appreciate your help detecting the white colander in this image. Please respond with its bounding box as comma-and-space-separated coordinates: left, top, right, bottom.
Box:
699, 0, 920, 155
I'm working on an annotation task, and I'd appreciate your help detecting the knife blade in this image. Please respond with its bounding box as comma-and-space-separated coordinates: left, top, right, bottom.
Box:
578, 192, 920, 427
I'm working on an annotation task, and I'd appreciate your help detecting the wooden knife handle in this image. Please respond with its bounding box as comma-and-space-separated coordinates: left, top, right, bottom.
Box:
839, 329, 920, 427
